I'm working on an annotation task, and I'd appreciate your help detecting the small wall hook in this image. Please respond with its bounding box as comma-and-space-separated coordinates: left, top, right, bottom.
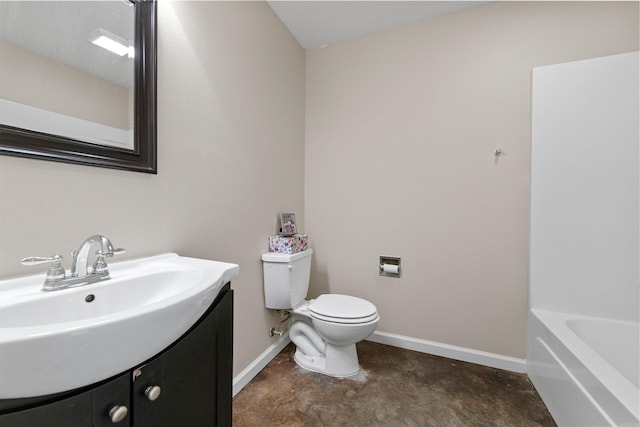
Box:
494, 148, 503, 157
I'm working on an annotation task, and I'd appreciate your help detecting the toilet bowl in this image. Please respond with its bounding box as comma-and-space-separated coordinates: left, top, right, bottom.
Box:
262, 249, 379, 377
291, 295, 379, 376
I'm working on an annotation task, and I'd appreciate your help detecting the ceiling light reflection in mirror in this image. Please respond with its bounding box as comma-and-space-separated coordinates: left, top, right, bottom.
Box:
0, 1, 135, 149
90, 28, 135, 58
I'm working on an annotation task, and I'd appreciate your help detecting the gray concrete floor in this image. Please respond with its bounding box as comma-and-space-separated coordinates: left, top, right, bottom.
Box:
233, 341, 556, 427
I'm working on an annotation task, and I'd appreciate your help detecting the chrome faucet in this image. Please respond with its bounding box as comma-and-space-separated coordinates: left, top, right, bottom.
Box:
21, 235, 125, 291
70, 235, 124, 278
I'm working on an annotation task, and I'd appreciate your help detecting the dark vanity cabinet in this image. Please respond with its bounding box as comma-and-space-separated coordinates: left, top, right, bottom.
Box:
0, 285, 233, 427
132, 284, 233, 427
0, 373, 131, 427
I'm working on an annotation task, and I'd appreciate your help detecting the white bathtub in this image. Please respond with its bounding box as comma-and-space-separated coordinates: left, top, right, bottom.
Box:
528, 309, 639, 427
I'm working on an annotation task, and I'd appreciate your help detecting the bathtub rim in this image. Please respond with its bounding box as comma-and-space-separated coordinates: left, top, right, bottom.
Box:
530, 308, 639, 422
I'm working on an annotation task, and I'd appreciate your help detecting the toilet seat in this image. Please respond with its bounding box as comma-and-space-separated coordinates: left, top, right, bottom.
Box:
309, 294, 379, 324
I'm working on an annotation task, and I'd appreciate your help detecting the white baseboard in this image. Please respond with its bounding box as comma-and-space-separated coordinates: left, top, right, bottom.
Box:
232, 334, 291, 397
367, 330, 526, 374
232, 330, 526, 397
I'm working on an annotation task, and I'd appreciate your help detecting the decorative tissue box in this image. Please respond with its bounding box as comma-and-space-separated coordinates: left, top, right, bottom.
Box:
269, 234, 308, 254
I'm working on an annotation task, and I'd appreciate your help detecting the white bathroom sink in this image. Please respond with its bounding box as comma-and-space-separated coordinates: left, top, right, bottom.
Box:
0, 253, 239, 399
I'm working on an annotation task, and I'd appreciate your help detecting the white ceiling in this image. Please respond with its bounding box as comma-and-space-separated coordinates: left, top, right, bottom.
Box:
267, 1, 488, 49
0, 1, 487, 86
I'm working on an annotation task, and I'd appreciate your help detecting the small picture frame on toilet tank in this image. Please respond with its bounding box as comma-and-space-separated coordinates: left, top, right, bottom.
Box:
280, 212, 297, 236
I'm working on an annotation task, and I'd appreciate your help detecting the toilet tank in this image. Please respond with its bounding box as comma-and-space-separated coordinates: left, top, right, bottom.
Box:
261, 249, 313, 309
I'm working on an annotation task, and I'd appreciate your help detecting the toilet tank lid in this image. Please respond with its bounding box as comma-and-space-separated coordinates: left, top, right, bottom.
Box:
261, 248, 313, 263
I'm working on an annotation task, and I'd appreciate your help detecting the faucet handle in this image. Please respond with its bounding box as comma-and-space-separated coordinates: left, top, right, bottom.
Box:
92, 248, 125, 274
21, 254, 62, 265
21, 254, 66, 281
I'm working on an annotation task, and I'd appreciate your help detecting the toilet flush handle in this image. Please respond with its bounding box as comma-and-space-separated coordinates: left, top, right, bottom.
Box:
288, 265, 293, 272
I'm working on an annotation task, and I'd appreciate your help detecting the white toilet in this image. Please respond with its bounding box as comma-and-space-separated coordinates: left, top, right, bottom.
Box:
262, 248, 379, 377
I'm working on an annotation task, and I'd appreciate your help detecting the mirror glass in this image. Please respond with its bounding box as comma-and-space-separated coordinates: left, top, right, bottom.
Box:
0, 0, 157, 173
0, 1, 135, 149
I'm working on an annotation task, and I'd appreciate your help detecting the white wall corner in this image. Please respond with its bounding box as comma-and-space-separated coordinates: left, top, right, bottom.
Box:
233, 334, 291, 397
367, 330, 527, 374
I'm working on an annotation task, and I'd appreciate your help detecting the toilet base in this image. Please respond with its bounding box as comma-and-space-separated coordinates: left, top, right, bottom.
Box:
293, 343, 360, 378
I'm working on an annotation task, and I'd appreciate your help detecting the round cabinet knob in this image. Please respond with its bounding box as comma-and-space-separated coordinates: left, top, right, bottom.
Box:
108, 405, 128, 423
145, 385, 162, 401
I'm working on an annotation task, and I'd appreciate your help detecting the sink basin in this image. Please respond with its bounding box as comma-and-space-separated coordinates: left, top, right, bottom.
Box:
0, 253, 239, 399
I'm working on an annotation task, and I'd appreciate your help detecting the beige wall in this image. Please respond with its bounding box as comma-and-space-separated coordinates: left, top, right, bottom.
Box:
0, 0, 637, 381
0, 1, 305, 377
0, 40, 130, 129
305, 1, 638, 358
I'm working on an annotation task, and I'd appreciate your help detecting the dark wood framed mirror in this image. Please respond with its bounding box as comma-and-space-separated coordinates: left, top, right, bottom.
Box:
0, 0, 157, 174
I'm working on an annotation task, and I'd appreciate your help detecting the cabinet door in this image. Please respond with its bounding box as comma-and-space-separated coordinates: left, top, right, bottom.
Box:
0, 373, 130, 427
94, 373, 132, 427
133, 288, 233, 427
